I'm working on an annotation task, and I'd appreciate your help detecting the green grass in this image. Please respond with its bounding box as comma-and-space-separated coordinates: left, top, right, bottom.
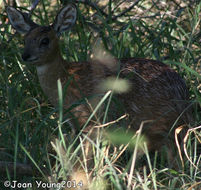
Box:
0, 0, 201, 189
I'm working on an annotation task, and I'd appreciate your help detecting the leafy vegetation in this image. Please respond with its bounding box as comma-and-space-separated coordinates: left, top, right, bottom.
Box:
0, 0, 200, 189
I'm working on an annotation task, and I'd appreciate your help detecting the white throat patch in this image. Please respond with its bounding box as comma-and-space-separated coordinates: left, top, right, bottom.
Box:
36, 64, 49, 75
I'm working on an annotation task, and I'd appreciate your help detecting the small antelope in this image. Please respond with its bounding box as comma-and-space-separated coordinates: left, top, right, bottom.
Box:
7, 4, 192, 158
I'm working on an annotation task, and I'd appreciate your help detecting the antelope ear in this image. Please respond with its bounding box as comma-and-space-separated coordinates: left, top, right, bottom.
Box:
53, 3, 77, 36
7, 6, 38, 34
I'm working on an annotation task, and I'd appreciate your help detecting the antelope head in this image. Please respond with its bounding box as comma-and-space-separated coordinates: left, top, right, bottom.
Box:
7, 4, 77, 66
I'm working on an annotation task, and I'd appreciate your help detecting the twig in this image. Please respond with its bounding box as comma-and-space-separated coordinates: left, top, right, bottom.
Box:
183, 125, 201, 170
112, 0, 127, 13
175, 125, 185, 170
187, 181, 201, 190
28, 0, 40, 17
94, 114, 128, 128
111, 0, 141, 21
111, 142, 129, 164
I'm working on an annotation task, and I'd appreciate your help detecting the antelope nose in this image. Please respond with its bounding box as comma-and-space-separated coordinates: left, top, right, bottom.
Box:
22, 52, 31, 61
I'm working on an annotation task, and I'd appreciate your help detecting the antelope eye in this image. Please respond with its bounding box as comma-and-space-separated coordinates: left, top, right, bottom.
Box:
40, 37, 49, 47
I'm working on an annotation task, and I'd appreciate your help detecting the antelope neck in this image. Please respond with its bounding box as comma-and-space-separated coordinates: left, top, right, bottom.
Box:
36, 55, 66, 77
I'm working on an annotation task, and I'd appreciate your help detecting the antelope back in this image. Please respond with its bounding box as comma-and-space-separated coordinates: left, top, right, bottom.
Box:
7, 4, 77, 65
